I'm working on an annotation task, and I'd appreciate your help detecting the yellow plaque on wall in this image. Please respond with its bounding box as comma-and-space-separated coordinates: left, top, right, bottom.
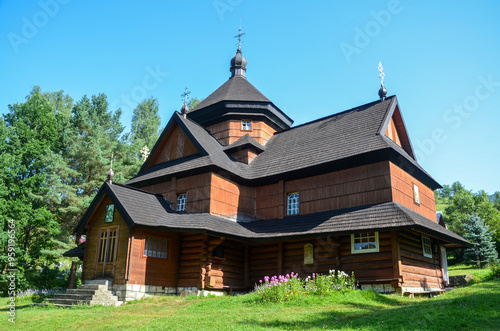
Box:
304, 243, 314, 265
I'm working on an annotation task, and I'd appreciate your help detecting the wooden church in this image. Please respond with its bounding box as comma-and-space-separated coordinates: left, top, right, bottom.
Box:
72, 36, 468, 300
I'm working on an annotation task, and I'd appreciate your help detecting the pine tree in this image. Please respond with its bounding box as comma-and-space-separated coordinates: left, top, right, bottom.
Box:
463, 213, 498, 267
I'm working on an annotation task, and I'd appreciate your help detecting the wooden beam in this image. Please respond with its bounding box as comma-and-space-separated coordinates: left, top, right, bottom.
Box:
244, 246, 249, 287
278, 242, 283, 275
199, 234, 208, 289
391, 231, 402, 280
126, 228, 134, 281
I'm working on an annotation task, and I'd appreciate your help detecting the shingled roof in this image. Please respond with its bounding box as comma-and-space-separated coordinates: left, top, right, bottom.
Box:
127, 95, 440, 189
74, 182, 469, 247
191, 76, 270, 111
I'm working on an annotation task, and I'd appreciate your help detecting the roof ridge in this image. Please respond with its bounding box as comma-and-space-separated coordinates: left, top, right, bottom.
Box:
276, 96, 396, 134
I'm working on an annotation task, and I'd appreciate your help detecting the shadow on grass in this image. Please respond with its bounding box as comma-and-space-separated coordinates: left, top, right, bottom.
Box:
238, 287, 500, 330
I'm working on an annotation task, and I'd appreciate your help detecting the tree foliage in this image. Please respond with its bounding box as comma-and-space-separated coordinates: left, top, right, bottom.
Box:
0, 87, 162, 290
463, 213, 498, 267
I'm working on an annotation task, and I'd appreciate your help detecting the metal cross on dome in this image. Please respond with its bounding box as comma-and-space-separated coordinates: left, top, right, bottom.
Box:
234, 26, 245, 48
378, 61, 385, 86
181, 87, 190, 104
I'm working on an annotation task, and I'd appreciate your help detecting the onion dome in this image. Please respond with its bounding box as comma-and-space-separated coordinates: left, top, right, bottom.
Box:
230, 45, 247, 78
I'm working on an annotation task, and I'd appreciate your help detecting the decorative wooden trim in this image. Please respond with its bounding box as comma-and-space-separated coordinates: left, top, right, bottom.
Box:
102, 228, 110, 276
94, 229, 102, 278
112, 225, 120, 275
126, 227, 134, 281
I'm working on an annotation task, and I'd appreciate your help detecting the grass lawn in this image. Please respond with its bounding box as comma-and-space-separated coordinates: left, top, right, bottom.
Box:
3, 277, 500, 330
448, 263, 492, 280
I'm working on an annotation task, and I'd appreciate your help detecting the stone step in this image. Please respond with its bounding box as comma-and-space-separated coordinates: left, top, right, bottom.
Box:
45, 298, 91, 306
66, 289, 99, 295
86, 278, 113, 286
79, 284, 109, 291
53, 293, 94, 301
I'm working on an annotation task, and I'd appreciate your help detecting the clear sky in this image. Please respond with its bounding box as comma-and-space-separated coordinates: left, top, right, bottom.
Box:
1, 0, 499, 194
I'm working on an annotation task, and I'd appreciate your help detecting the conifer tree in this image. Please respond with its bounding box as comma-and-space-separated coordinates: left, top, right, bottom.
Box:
463, 213, 498, 267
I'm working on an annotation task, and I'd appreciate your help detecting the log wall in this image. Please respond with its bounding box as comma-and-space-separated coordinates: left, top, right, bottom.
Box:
206, 239, 245, 289
82, 196, 129, 284
177, 233, 205, 288
399, 230, 444, 289
390, 162, 437, 221
206, 119, 276, 146
340, 232, 395, 282
127, 228, 180, 286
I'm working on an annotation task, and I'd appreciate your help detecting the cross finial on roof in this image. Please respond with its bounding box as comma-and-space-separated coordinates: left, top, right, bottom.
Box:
378, 62, 387, 101
234, 25, 245, 50
181, 87, 191, 105
378, 62, 385, 86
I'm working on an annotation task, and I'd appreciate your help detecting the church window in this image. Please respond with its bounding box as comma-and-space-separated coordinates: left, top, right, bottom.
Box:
98, 228, 118, 263
242, 120, 252, 130
413, 184, 420, 205
144, 236, 169, 259
351, 232, 379, 254
177, 193, 187, 212
287, 192, 299, 215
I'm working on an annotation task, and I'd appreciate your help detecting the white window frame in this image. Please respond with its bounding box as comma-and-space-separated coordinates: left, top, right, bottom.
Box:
176, 193, 187, 212
287, 192, 299, 215
351, 232, 380, 254
241, 120, 252, 131
421, 234, 433, 258
413, 183, 420, 205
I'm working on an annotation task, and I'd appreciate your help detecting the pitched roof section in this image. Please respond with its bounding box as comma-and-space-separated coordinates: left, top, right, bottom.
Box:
187, 76, 293, 131
223, 134, 265, 153
75, 183, 468, 247
127, 96, 440, 190
192, 76, 270, 110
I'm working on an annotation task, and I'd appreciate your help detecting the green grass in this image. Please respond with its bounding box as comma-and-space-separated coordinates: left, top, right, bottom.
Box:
448, 263, 492, 280
3, 278, 500, 330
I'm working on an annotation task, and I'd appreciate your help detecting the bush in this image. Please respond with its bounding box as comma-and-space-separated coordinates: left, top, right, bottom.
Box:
254, 270, 357, 303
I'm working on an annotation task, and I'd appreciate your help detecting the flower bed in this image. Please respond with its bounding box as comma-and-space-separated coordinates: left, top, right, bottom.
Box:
254, 270, 357, 303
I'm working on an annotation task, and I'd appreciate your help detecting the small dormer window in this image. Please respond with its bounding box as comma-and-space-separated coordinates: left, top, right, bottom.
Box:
177, 193, 187, 212
242, 120, 251, 131
104, 204, 115, 223
287, 192, 299, 215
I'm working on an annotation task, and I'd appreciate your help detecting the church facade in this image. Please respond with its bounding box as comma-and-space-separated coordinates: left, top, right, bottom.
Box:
73, 41, 468, 300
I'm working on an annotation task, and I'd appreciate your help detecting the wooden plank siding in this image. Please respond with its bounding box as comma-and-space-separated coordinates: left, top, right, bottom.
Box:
144, 121, 199, 171
82, 196, 130, 284
399, 230, 444, 289
389, 162, 437, 221
210, 173, 256, 221
206, 119, 276, 146
141, 173, 212, 213
256, 162, 393, 220
385, 116, 402, 147
127, 228, 180, 286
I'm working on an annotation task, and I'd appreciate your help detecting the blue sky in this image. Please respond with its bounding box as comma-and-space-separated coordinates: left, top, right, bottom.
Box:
1, 0, 499, 194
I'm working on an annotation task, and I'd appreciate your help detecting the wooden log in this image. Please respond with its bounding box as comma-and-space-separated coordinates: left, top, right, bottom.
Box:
250, 245, 279, 254
402, 272, 442, 283
401, 265, 442, 278
250, 262, 279, 272
342, 260, 393, 271
400, 249, 436, 264
341, 251, 393, 263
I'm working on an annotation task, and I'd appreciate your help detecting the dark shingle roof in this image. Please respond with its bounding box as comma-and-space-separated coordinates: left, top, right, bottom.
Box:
127, 96, 439, 189
191, 76, 270, 111
223, 134, 265, 153
75, 183, 468, 247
